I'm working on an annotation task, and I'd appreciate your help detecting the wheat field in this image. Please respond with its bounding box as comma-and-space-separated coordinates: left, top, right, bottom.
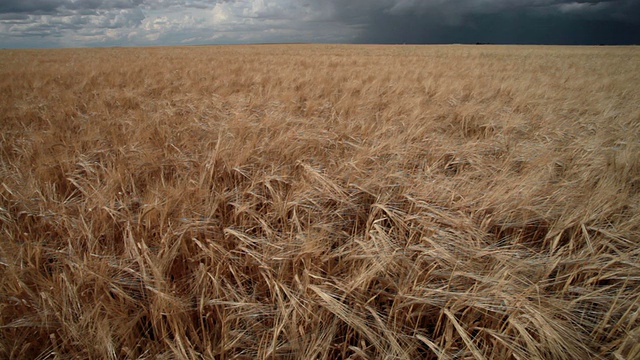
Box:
1, 44, 639, 359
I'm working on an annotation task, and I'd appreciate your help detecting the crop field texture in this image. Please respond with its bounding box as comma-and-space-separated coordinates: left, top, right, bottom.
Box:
1, 44, 639, 359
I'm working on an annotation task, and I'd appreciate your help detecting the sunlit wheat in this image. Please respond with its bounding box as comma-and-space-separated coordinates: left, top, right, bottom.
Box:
1, 44, 639, 359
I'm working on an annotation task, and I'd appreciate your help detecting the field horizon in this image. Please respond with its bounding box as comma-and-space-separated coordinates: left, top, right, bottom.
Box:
1, 44, 639, 359
3, 42, 640, 51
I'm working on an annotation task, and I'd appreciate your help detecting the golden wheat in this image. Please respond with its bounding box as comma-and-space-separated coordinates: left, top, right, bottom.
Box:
1, 44, 639, 359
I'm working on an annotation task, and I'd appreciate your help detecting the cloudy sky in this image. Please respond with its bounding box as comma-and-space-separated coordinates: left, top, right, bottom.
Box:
1, 0, 639, 48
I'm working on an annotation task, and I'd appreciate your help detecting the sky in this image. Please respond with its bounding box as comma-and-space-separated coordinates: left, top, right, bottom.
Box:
0, 0, 639, 48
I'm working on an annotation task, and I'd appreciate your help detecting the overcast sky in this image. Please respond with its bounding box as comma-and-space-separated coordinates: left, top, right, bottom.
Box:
1, 0, 639, 48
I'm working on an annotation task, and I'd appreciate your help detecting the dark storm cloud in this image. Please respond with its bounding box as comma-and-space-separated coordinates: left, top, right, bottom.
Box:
0, 0, 144, 14
0, 1, 60, 14
357, 9, 640, 45
332, 0, 640, 44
